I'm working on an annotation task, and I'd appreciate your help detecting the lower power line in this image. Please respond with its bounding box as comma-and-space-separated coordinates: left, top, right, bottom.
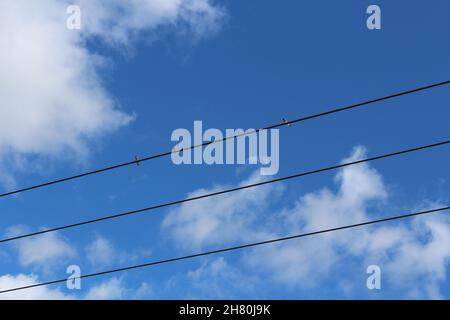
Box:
1, 205, 449, 295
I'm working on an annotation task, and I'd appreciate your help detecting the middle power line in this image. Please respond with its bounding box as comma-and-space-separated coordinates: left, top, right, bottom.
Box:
1, 139, 448, 244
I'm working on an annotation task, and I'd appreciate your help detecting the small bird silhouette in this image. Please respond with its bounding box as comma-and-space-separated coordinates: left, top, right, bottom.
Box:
282, 118, 292, 126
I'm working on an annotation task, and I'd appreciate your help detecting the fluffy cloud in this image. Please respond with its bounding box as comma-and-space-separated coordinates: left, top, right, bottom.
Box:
162, 146, 450, 298
381, 216, 450, 299
0, 274, 71, 300
84, 277, 153, 300
76, 0, 225, 45
6, 226, 76, 274
85, 235, 116, 268
84, 277, 125, 300
186, 257, 258, 298
0, 0, 224, 187
163, 171, 284, 250
0, 231, 152, 299
85, 234, 152, 269
0, 1, 132, 158
0, 273, 153, 300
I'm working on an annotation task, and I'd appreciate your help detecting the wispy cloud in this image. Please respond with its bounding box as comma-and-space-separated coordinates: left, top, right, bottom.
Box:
85, 235, 152, 268
5, 226, 76, 275
0, 274, 72, 300
84, 277, 125, 300
75, 0, 225, 45
0, 231, 152, 299
162, 146, 450, 298
163, 171, 284, 250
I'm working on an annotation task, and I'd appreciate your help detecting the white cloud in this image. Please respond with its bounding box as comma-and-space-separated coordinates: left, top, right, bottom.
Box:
76, 0, 225, 45
85, 234, 152, 269
163, 171, 284, 250
0, 1, 132, 158
0, 273, 152, 300
134, 282, 153, 299
6, 226, 76, 273
381, 216, 450, 299
186, 257, 258, 298
84, 277, 154, 300
245, 148, 450, 297
0, 0, 224, 186
0, 231, 153, 300
0, 274, 71, 300
84, 277, 125, 300
86, 235, 116, 268
162, 146, 450, 298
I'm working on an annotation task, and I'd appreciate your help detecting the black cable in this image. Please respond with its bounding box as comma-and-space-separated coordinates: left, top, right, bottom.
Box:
1, 205, 448, 295
1, 80, 449, 199
1, 139, 448, 244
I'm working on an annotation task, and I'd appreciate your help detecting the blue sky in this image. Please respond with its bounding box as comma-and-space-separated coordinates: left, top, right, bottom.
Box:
0, 0, 449, 299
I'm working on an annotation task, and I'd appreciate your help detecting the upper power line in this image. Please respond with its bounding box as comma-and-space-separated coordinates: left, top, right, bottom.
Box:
1, 80, 449, 199
1, 205, 448, 295
1, 139, 448, 244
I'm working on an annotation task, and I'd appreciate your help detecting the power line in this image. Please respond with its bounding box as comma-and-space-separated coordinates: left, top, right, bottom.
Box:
1, 205, 448, 295
1, 80, 449, 199
1, 139, 448, 245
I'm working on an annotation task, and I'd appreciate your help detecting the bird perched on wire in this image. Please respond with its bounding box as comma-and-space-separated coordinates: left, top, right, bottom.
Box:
134, 156, 141, 166
282, 118, 292, 127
